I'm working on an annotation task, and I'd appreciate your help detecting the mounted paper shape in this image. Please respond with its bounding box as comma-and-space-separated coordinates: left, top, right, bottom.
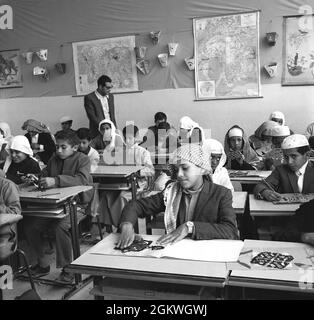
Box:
33, 66, 46, 76
135, 46, 147, 59
150, 31, 161, 45
157, 53, 168, 67
22, 52, 34, 64
168, 43, 178, 56
184, 57, 195, 70
55, 63, 66, 74
36, 49, 48, 61
264, 63, 278, 78
136, 59, 150, 75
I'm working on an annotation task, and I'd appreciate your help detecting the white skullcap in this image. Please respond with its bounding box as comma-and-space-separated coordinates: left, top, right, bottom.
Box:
10, 135, 33, 156
270, 125, 290, 137
228, 128, 243, 138
281, 134, 309, 149
269, 111, 285, 125
60, 116, 73, 123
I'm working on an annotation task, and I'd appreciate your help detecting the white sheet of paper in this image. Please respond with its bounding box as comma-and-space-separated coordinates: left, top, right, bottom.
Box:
89, 234, 244, 262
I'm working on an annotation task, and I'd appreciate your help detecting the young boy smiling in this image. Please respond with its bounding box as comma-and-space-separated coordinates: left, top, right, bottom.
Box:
23, 130, 93, 283
117, 144, 238, 249
254, 134, 314, 201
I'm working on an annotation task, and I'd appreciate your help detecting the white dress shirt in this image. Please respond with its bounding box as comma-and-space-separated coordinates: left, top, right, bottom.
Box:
296, 160, 308, 193
95, 90, 110, 120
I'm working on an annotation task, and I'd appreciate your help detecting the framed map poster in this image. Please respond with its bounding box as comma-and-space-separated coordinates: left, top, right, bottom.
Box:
193, 11, 261, 100
282, 15, 314, 86
72, 35, 139, 95
0, 49, 22, 88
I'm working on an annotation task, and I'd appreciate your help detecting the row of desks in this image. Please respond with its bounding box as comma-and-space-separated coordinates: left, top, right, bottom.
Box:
67, 234, 314, 298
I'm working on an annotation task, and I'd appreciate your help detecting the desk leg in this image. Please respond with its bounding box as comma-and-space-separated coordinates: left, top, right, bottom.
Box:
130, 173, 139, 233
68, 198, 82, 284
93, 276, 104, 300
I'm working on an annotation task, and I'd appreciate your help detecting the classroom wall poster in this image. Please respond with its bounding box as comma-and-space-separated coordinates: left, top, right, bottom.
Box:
0, 49, 23, 88
193, 11, 261, 100
72, 35, 139, 95
282, 15, 314, 86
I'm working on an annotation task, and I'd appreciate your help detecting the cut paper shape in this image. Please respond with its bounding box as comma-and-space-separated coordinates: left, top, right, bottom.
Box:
157, 53, 168, 67
184, 57, 195, 70
33, 66, 46, 75
265, 32, 278, 46
55, 63, 66, 74
22, 52, 34, 64
136, 59, 150, 75
168, 42, 178, 56
150, 31, 161, 45
36, 49, 48, 61
135, 46, 147, 59
264, 63, 278, 78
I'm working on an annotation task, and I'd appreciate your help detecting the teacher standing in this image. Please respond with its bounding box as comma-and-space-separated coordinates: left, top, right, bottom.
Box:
84, 75, 117, 138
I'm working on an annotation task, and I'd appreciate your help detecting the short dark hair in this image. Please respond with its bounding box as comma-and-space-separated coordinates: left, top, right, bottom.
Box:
97, 75, 112, 87
309, 136, 314, 149
122, 124, 139, 138
76, 128, 92, 141
296, 145, 311, 155
55, 130, 80, 146
154, 112, 167, 122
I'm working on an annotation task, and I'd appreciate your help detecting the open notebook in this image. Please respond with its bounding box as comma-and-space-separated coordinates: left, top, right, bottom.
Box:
273, 193, 314, 204
89, 234, 244, 262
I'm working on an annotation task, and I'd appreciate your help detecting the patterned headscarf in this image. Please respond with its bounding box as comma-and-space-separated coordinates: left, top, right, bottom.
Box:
254, 121, 278, 139
22, 119, 50, 134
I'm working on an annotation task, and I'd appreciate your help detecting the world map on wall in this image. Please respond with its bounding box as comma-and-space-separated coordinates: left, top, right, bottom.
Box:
193, 12, 261, 100
72, 36, 139, 95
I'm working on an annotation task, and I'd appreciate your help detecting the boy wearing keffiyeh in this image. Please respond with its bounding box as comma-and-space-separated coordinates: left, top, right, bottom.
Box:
117, 144, 238, 249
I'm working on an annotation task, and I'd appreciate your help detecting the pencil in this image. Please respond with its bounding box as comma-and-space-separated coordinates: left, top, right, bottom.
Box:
261, 178, 276, 192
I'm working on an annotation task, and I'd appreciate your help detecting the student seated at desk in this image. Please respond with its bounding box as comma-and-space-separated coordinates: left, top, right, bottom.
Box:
55, 115, 76, 136
0, 122, 13, 169
77, 127, 100, 168
263, 125, 290, 170
117, 144, 238, 249
90, 119, 124, 156
254, 134, 314, 201
224, 125, 261, 170
3, 136, 41, 185
274, 199, 314, 244
97, 124, 155, 229
22, 119, 56, 165
23, 130, 93, 283
202, 138, 234, 192
178, 116, 205, 146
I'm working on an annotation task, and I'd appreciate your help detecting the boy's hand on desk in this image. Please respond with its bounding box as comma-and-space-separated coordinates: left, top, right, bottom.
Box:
156, 224, 189, 245
117, 222, 135, 249
262, 189, 282, 202
39, 177, 56, 189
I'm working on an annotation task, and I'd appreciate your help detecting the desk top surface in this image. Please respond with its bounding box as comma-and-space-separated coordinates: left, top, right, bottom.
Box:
69, 234, 228, 281
228, 170, 272, 181
249, 194, 300, 213
91, 165, 144, 177
233, 191, 247, 210
19, 185, 92, 203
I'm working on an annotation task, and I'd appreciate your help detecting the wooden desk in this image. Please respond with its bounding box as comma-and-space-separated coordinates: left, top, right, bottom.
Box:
233, 191, 248, 215
19, 185, 93, 261
249, 194, 299, 217
91, 165, 144, 200
66, 234, 229, 299
227, 239, 314, 294
228, 170, 272, 184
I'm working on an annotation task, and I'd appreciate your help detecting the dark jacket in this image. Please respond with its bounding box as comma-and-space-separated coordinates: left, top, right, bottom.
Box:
120, 178, 239, 240
254, 161, 314, 196
84, 91, 116, 138
25, 132, 56, 165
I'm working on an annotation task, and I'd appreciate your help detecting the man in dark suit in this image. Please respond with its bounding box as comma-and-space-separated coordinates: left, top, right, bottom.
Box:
254, 134, 314, 201
84, 75, 117, 138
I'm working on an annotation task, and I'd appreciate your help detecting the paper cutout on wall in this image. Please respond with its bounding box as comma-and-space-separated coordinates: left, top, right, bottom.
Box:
33, 66, 46, 75
184, 57, 195, 70
150, 31, 161, 45
36, 49, 48, 61
264, 63, 278, 78
136, 59, 150, 75
135, 46, 147, 59
157, 53, 168, 67
22, 52, 34, 64
168, 43, 178, 56
55, 63, 66, 74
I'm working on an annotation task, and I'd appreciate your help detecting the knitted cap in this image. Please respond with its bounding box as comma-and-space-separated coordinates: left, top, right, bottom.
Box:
281, 134, 309, 149
60, 116, 72, 123
170, 144, 211, 172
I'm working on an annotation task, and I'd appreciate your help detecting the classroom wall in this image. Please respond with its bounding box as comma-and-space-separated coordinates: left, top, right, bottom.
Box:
1, 0, 314, 142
